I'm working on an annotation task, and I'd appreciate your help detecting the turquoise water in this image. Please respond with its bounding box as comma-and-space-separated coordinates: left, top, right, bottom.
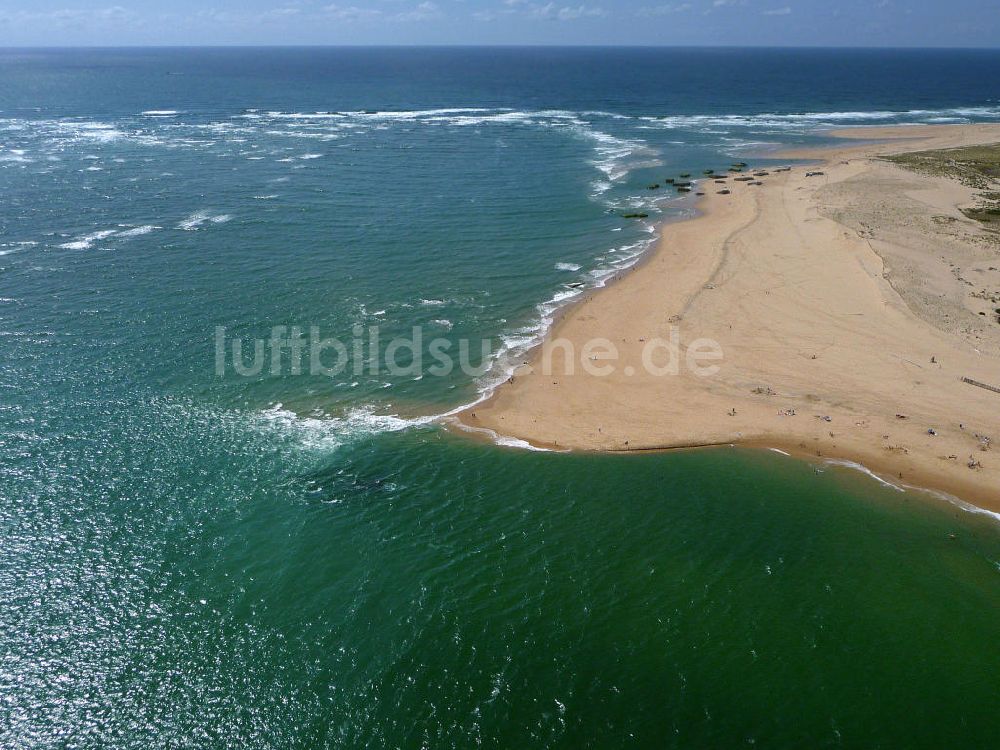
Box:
2, 48, 1000, 747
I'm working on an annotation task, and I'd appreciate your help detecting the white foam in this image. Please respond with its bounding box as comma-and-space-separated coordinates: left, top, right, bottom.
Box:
57, 121, 126, 143
447, 417, 557, 452
475, 286, 584, 398
570, 124, 657, 182
825, 459, 905, 492
58, 229, 117, 250
142, 110, 180, 116
356, 107, 505, 121
240, 108, 500, 126
944, 498, 1000, 524
431, 319, 453, 330
178, 212, 210, 231
590, 238, 658, 289
0, 241, 36, 256
419, 298, 446, 306
255, 403, 437, 452
717, 139, 781, 155
555, 262, 582, 272
639, 105, 1000, 132
824, 459, 1000, 525
116, 225, 159, 238
239, 107, 657, 188
470, 228, 658, 404
0, 149, 31, 163
494, 435, 553, 451
177, 212, 232, 231
896, 484, 1000, 524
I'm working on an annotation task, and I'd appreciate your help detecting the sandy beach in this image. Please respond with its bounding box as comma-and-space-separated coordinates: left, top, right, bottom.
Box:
456, 124, 1000, 511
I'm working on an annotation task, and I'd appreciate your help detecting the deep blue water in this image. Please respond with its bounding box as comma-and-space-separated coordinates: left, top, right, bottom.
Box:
6, 46, 1000, 116
2, 48, 999, 748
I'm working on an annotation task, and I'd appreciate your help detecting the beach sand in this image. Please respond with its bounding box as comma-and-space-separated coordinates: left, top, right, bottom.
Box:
455, 124, 1000, 512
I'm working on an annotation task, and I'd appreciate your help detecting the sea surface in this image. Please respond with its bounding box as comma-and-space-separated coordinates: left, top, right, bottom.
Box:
2, 47, 999, 748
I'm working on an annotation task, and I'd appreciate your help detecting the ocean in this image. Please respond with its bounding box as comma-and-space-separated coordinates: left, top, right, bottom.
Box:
1, 47, 999, 747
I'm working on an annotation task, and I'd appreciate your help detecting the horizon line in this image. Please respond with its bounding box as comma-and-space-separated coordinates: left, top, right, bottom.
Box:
3, 44, 1000, 51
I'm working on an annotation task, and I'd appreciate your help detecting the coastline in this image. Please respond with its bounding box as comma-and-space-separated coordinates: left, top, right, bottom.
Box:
453, 124, 1000, 513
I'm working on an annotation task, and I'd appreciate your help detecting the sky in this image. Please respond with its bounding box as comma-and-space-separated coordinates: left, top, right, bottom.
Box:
0, 0, 997, 47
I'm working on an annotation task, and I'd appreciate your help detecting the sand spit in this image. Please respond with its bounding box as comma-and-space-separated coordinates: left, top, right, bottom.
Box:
457, 125, 1000, 512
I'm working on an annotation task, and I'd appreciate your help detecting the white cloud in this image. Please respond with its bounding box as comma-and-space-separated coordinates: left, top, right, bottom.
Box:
558, 4, 605, 19
323, 4, 383, 21
470, 0, 606, 22
706, 0, 747, 13
0, 6, 141, 27
257, 7, 302, 22
636, 3, 692, 16
392, 1, 443, 21
528, 2, 605, 20
762, 6, 791, 15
